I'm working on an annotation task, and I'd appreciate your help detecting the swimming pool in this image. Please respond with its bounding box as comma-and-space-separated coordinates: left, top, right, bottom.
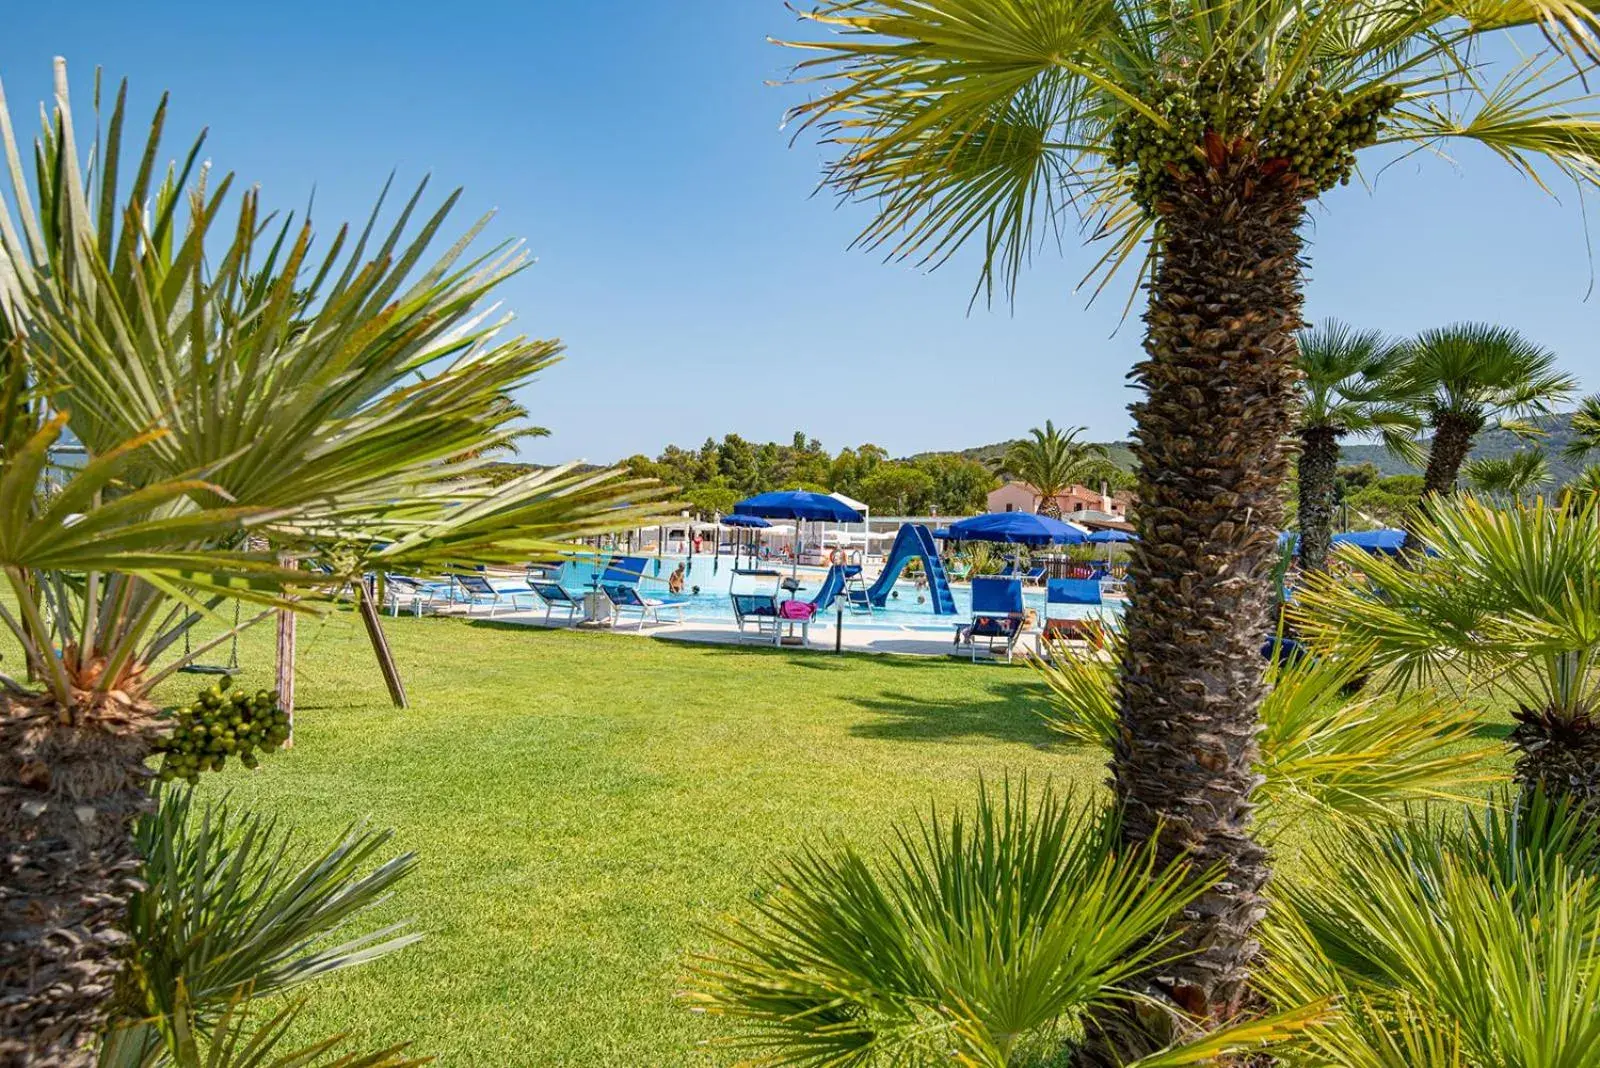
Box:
552, 553, 1122, 632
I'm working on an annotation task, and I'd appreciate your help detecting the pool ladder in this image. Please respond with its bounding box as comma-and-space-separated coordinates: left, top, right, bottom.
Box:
842, 570, 874, 614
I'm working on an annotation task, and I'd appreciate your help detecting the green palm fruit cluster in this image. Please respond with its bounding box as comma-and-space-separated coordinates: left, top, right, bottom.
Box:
155, 675, 289, 785
1106, 60, 1404, 213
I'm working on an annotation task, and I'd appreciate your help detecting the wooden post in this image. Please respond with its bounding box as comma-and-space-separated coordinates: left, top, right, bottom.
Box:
275, 603, 296, 748
357, 576, 408, 709
275, 551, 297, 747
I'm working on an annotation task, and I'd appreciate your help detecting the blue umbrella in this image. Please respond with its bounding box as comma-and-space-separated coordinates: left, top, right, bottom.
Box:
931, 528, 953, 540
1087, 529, 1136, 544
733, 490, 863, 522
947, 512, 1088, 546
1332, 528, 1409, 554
721, 513, 769, 568
734, 491, 864, 583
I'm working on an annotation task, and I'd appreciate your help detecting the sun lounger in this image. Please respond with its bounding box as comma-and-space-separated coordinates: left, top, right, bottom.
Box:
451, 573, 538, 617
1042, 578, 1109, 648
956, 576, 1026, 663
1024, 565, 1048, 585
731, 592, 783, 645
601, 582, 687, 629
528, 580, 586, 624
381, 575, 452, 617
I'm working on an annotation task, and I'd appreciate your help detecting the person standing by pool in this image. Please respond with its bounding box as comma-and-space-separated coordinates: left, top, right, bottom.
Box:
668, 563, 686, 594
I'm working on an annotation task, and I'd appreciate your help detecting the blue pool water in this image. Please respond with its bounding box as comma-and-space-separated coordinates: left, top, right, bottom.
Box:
553, 553, 1121, 632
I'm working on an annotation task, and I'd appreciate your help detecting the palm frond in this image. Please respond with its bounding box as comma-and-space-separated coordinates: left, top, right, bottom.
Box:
1294, 494, 1600, 721
1031, 634, 1499, 827
685, 778, 1215, 1066
1264, 792, 1600, 1067
119, 786, 419, 1036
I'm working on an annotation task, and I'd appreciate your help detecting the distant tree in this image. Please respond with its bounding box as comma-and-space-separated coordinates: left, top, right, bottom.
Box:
1346, 474, 1427, 529
1293, 321, 1419, 571
997, 422, 1112, 518
1393, 324, 1575, 501
913, 454, 998, 515
685, 482, 741, 517
860, 463, 936, 514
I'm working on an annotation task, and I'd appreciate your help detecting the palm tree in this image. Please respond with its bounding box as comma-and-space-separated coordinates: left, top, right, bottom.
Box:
1392, 323, 1575, 500
997, 422, 1113, 517
1296, 495, 1600, 805
0, 65, 664, 1060
776, 0, 1600, 1030
1566, 393, 1600, 457
1294, 321, 1417, 572
1464, 448, 1553, 499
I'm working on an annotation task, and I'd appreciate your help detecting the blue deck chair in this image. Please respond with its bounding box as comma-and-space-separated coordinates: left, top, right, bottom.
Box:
995, 562, 1019, 579
1046, 578, 1103, 606
1041, 578, 1110, 650
1024, 565, 1048, 585
601, 555, 651, 586
528, 579, 586, 624
958, 577, 1026, 662
451, 573, 537, 618
731, 592, 782, 644
601, 582, 686, 629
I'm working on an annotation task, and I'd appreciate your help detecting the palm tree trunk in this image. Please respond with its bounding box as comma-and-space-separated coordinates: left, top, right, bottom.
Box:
1420, 413, 1480, 499
1510, 683, 1600, 805
1296, 427, 1342, 572
1112, 141, 1304, 1035
1, 701, 153, 1065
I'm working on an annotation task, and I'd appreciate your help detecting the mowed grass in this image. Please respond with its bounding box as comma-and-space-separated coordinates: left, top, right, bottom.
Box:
175, 612, 1098, 1066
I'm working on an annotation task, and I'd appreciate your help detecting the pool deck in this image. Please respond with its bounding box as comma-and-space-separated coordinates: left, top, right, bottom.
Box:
459, 607, 1050, 661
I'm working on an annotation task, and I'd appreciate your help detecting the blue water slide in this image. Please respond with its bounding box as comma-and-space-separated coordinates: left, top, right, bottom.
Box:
809, 565, 847, 612
865, 524, 957, 615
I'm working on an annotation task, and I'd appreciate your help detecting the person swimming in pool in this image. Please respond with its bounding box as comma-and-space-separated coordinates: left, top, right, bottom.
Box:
668, 563, 686, 594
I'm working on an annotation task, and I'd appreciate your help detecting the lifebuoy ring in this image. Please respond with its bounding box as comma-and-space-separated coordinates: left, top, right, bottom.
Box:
829, 548, 847, 566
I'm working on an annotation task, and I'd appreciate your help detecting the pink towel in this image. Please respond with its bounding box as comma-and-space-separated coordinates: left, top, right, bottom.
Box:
779, 600, 816, 621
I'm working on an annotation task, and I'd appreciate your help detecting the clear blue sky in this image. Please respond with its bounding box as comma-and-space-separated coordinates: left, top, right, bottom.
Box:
6, 3, 1597, 465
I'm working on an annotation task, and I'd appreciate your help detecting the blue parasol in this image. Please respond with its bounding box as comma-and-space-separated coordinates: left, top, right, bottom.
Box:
733, 490, 864, 522
946, 512, 1087, 546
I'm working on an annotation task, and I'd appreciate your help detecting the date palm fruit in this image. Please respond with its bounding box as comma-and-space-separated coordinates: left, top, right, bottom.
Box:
154, 677, 289, 785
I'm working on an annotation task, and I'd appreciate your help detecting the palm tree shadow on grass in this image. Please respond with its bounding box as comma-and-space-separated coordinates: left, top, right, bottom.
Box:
845, 681, 1061, 747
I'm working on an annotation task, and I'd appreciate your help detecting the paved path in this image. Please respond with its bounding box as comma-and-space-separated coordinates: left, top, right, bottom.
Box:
468, 608, 1046, 662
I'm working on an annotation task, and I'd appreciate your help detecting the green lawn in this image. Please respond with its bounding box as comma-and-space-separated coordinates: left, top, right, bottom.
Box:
187, 613, 1099, 1066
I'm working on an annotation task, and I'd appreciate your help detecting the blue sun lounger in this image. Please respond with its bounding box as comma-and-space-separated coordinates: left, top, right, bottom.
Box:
600, 582, 687, 629
528, 580, 586, 624
958, 576, 1027, 663
451, 573, 539, 617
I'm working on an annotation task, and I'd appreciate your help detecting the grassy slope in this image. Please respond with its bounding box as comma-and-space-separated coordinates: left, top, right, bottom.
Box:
184, 614, 1095, 1066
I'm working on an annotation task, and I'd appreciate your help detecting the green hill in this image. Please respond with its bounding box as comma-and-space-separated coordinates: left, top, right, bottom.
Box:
1338, 411, 1588, 484
919, 410, 1589, 487
908, 439, 1139, 471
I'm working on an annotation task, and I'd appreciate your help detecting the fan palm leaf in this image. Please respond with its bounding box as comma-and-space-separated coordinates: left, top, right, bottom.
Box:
1294, 494, 1600, 801
685, 778, 1320, 1066
1031, 635, 1500, 829
1259, 792, 1600, 1068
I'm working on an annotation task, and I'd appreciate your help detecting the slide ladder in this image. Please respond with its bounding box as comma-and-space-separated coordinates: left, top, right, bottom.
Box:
810, 565, 870, 613
865, 524, 957, 615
